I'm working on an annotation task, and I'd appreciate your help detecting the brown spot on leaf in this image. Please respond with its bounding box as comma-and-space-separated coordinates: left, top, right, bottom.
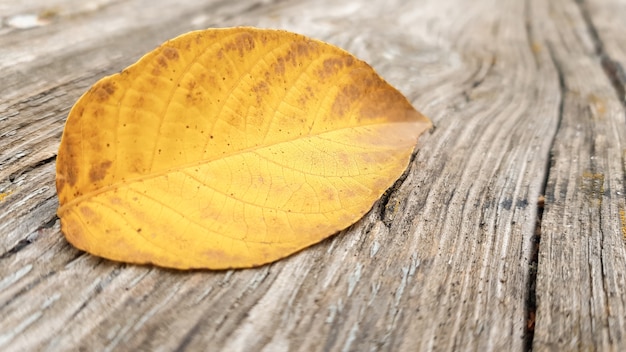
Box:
273, 58, 286, 75
93, 81, 116, 102
89, 160, 113, 183
56, 176, 66, 194
331, 84, 361, 117
157, 56, 168, 68
94, 107, 108, 119
252, 81, 269, 104
225, 33, 256, 57
185, 80, 204, 104
359, 81, 415, 123
58, 135, 79, 188
294, 41, 314, 57
163, 47, 179, 60
318, 57, 352, 79
271, 45, 303, 77
80, 205, 99, 222
297, 86, 316, 106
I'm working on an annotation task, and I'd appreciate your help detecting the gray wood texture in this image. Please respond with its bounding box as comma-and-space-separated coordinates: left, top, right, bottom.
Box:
1, 0, 625, 350
533, 0, 626, 350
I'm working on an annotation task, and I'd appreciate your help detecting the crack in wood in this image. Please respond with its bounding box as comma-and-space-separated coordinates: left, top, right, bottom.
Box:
0, 214, 57, 259
522, 13, 568, 347
528, 40, 568, 351
0, 239, 34, 260
7, 155, 57, 183
522, 0, 550, 349
379, 132, 432, 229
379, 165, 410, 228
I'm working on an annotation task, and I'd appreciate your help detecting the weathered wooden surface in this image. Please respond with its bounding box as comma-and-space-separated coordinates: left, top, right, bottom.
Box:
1, 0, 625, 351
533, 0, 626, 350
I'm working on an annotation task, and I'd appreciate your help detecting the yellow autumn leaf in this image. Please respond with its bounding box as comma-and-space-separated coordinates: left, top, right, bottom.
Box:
56, 27, 431, 269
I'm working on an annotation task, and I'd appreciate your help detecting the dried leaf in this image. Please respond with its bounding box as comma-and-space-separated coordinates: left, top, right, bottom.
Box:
56, 27, 431, 269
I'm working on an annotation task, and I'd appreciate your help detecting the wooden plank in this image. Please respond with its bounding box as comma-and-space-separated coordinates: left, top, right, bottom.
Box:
531, 0, 626, 350
585, 0, 626, 101
1, 0, 623, 350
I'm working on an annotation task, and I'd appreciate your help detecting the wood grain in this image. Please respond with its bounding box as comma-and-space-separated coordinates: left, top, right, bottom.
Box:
532, 0, 626, 350
1, 0, 625, 350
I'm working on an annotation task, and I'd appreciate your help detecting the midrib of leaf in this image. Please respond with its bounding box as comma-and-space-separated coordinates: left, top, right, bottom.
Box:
57, 119, 427, 216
